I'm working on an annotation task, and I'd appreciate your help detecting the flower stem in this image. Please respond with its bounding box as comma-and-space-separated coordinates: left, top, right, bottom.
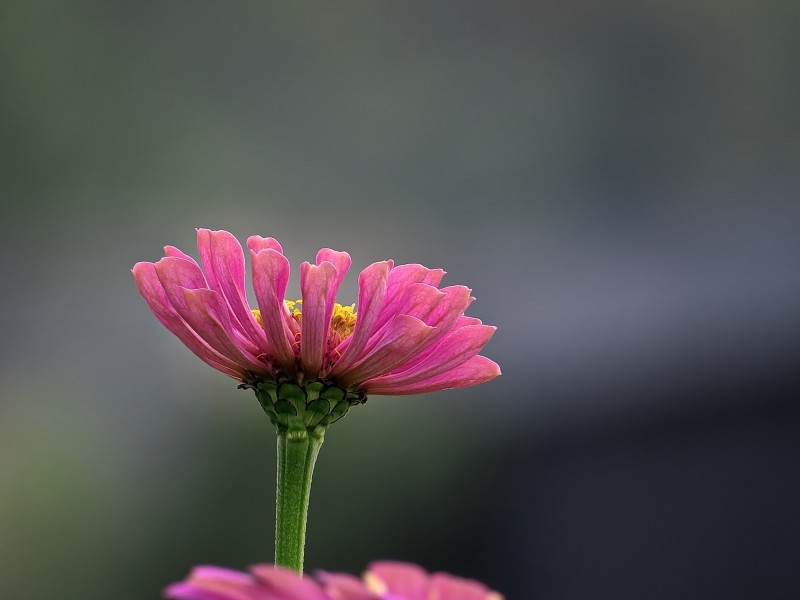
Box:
253, 379, 359, 573
275, 427, 324, 573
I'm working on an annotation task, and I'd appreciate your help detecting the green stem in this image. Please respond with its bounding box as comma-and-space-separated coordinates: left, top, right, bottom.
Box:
275, 428, 324, 573
252, 378, 360, 573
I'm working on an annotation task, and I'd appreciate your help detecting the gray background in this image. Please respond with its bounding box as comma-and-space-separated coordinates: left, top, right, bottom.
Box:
1, 1, 799, 599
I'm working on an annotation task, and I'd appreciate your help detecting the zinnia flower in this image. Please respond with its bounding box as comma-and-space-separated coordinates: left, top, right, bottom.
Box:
165, 561, 503, 600
133, 229, 499, 415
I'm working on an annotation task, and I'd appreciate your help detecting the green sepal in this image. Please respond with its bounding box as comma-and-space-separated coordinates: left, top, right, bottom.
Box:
252, 377, 361, 437
320, 385, 346, 403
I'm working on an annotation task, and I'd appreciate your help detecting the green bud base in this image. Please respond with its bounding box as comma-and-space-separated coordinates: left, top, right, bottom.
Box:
254, 379, 365, 437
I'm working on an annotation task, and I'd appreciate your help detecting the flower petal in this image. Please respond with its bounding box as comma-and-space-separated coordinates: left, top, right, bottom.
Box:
154, 255, 208, 291
249, 565, 330, 600
370, 264, 445, 334
422, 268, 446, 287
454, 315, 483, 328
362, 325, 496, 388
423, 286, 473, 329
163, 582, 235, 600
164, 566, 263, 600
364, 562, 429, 600
338, 315, 435, 386
181, 288, 269, 373
364, 285, 474, 374
250, 248, 297, 372
429, 573, 501, 600
246, 235, 283, 254
300, 248, 352, 379
395, 283, 446, 322
364, 355, 501, 396
406, 285, 474, 353
190, 567, 255, 586
164, 245, 199, 264
317, 571, 376, 600
349, 282, 446, 362
328, 260, 392, 377
315, 251, 352, 334
300, 260, 339, 378
316, 248, 352, 288
133, 262, 246, 379
196, 229, 269, 348
156, 268, 267, 375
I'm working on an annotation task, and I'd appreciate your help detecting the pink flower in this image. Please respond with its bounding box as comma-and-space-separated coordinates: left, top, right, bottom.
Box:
164, 561, 503, 600
133, 229, 499, 398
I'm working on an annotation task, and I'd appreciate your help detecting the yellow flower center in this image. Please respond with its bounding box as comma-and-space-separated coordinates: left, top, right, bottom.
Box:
330, 302, 357, 339
251, 300, 356, 340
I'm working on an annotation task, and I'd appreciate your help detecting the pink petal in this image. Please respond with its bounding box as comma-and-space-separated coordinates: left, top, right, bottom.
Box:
182, 289, 268, 370
394, 283, 446, 322
246, 235, 283, 254
165, 284, 267, 374
250, 248, 297, 372
316, 572, 375, 600
196, 229, 231, 289
328, 261, 392, 377
406, 285, 474, 355
314, 249, 351, 369
362, 325, 496, 388
196, 229, 269, 348
163, 582, 234, 600
164, 245, 200, 264
249, 565, 330, 600
299, 261, 338, 379
423, 286, 473, 329
370, 265, 445, 334
428, 573, 500, 600
189, 567, 255, 585
364, 562, 429, 600
338, 315, 435, 386
153, 258, 258, 358
133, 262, 246, 380
348, 283, 445, 364
164, 566, 263, 600
364, 285, 474, 374
315, 248, 352, 289
363, 355, 501, 396
454, 315, 483, 328
422, 268, 446, 286
154, 255, 208, 291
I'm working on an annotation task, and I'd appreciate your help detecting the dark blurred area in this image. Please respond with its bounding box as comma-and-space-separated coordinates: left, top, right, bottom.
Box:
1, 1, 799, 599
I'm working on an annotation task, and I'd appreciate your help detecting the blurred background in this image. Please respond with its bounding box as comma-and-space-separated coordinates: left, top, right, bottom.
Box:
1, 1, 799, 599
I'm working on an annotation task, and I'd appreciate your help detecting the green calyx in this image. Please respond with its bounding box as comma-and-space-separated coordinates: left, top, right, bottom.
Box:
251, 378, 366, 438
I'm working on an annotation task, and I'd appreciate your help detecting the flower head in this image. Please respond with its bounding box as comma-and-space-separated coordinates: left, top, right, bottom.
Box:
164, 561, 503, 600
133, 229, 499, 403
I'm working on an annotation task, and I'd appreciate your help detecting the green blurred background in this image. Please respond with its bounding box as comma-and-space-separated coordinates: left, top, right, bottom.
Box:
2, 1, 799, 599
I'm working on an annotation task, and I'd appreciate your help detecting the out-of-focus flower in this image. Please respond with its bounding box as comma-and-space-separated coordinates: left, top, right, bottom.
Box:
133, 229, 499, 408
164, 561, 503, 600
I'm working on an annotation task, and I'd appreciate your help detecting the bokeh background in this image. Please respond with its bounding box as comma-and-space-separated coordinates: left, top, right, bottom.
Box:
2, 1, 799, 599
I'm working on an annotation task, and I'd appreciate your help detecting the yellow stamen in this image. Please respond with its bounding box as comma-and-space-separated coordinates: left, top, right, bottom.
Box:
330, 302, 357, 339
284, 299, 303, 325
252, 300, 356, 341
